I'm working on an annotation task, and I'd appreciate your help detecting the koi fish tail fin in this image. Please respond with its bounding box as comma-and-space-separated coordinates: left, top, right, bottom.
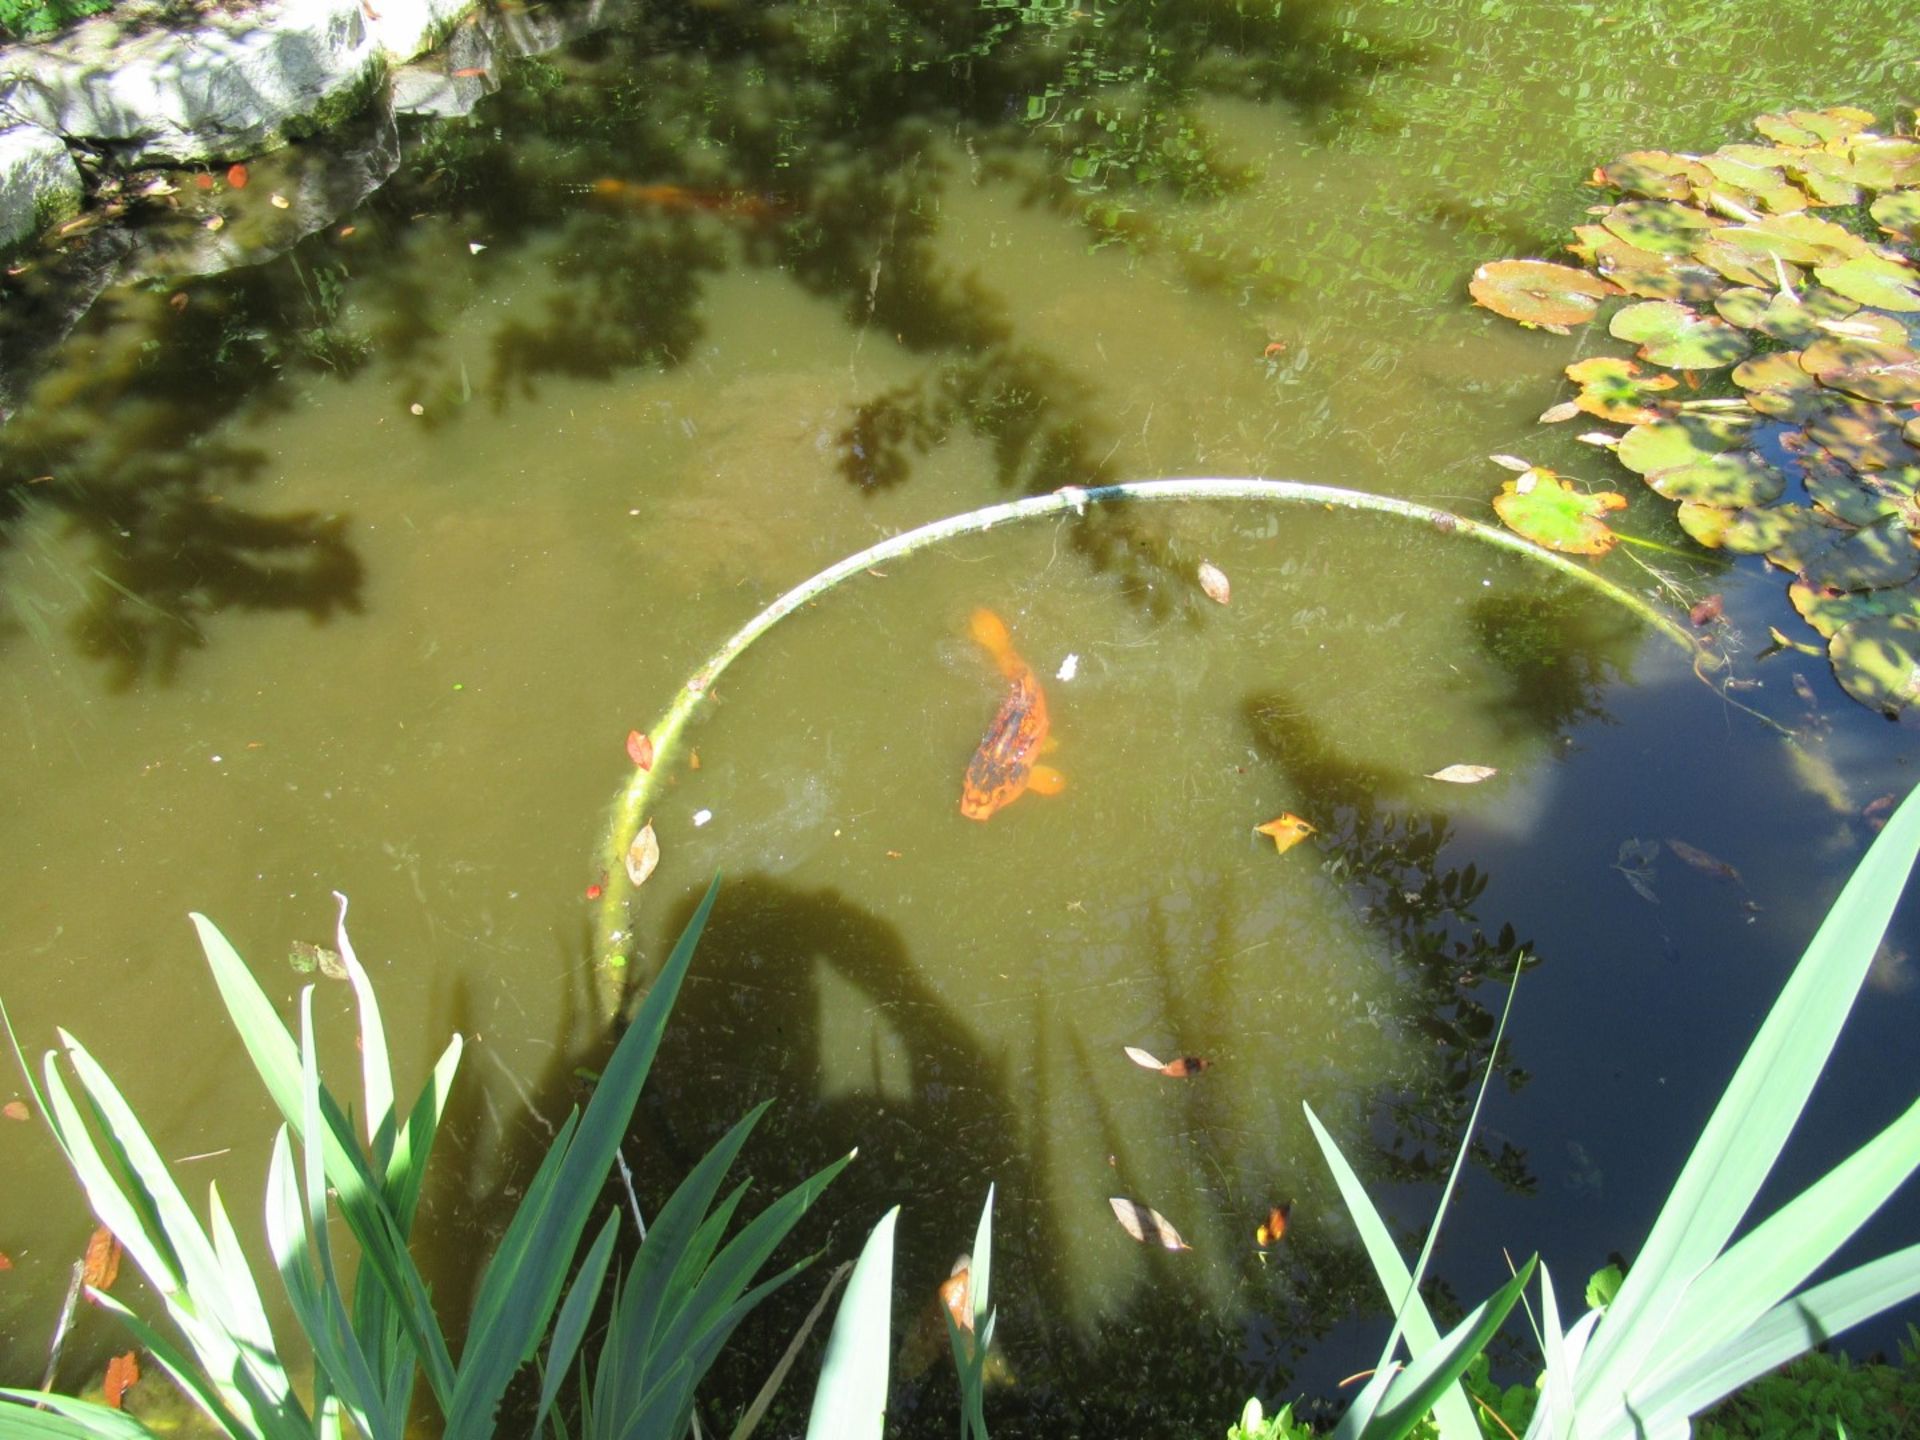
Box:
969, 608, 1017, 672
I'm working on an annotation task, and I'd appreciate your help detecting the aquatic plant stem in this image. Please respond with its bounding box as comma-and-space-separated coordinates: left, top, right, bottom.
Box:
592, 476, 1709, 1015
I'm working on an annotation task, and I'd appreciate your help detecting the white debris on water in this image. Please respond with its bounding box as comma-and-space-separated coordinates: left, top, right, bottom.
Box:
1056, 653, 1079, 682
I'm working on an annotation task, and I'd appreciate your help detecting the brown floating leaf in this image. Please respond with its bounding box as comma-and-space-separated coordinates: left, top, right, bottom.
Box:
1469, 259, 1617, 328
1489, 453, 1534, 472
1109, 1197, 1191, 1251
1666, 838, 1741, 883
1426, 764, 1497, 784
225, 163, 248, 190
1160, 1055, 1211, 1077
940, 1263, 973, 1333
2, 1099, 28, 1121
1255, 813, 1315, 853
1256, 1203, 1292, 1248
626, 730, 654, 770
83, 1225, 121, 1290
624, 821, 660, 888
1123, 1045, 1165, 1071
103, 1351, 139, 1409
1197, 560, 1231, 605
1539, 400, 1582, 424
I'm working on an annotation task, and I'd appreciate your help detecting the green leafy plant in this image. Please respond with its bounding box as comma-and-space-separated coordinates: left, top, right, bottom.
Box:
0, 875, 847, 1440
1315, 781, 1920, 1440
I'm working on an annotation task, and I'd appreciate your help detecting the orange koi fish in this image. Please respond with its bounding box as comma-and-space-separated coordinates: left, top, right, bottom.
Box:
587, 178, 785, 221
960, 608, 1065, 821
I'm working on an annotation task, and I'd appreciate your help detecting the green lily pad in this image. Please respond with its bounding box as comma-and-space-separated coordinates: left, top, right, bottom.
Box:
1778, 147, 1866, 207
1830, 612, 1920, 714
1564, 355, 1679, 424
1732, 350, 1824, 420
1801, 334, 1920, 405
1618, 414, 1783, 506
1716, 285, 1860, 346
1675, 501, 1810, 553
1609, 300, 1752, 369
1870, 191, 1920, 241
1842, 136, 1920, 191
1753, 107, 1877, 147
1707, 213, 1870, 267
1600, 200, 1722, 256
1789, 578, 1920, 638
1799, 514, 1920, 592
1814, 255, 1920, 312
1803, 395, 1920, 471
1803, 453, 1917, 528
1698, 152, 1805, 213
1491, 468, 1628, 554
1600, 151, 1711, 201
1469, 259, 1617, 327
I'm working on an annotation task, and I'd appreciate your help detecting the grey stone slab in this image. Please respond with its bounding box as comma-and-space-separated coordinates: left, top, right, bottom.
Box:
0, 121, 82, 247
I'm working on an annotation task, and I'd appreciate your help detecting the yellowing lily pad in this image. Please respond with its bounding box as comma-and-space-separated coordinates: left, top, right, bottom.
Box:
1803, 396, 1920, 472
1675, 502, 1811, 553
1716, 285, 1859, 346
1753, 107, 1876, 147
1709, 213, 1869, 267
1803, 453, 1918, 528
1869, 191, 1920, 241
1599, 151, 1711, 201
1791, 578, 1920, 638
1576, 226, 1726, 302
1799, 514, 1920, 592
1469, 259, 1617, 327
1830, 613, 1920, 715
1732, 350, 1823, 420
1491, 468, 1628, 554
1801, 335, 1920, 405
1564, 355, 1679, 424
1618, 413, 1783, 507
1814, 255, 1920, 312
1608, 300, 1751, 369
1600, 200, 1720, 256
1842, 136, 1920, 191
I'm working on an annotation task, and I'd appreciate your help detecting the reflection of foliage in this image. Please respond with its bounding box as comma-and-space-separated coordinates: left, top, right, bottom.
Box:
1472, 106, 1920, 718
1467, 581, 1636, 739
1243, 690, 1539, 1198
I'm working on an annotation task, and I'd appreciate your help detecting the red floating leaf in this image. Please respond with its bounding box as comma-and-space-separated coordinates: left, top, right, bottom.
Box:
1689, 594, 1724, 627
83, 1225, 121, 1290
0, 1251, 12, 1270
193, 173, 214, 191
226, 164, 249, 189
103, 1351, 139, 1409
1257, 1203, 1292, 1247
626, 730, 654, 770
1160, 1055, 1211, 1077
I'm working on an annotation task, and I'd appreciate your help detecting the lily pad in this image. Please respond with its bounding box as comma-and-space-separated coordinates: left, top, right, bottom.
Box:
1491, 468, 1628, 554
1732, 350, 1823, 420
1697, 152, 1804, 214
1789, 578, 1920, 638
1870, 191, 1920, 241
1842, 136, 1920, 191
1707, 212, 1869, 267
1777, 147, 1865, 207
1803, 395, 1920, 472
1801, 334, 1920, 405
1609, 300, 1751, 369
1600, 200, 1721, 256
1675, 501, 1811, 553
1803, 453, 1917, 528
1564, 356, 1679, 424
1752, 107, 1876, 147
1830, 613, 1920, 715
1600, 151, 1711, 201
1814, 255, 1920, 312
1799, 514, 1920, 592
1715, 285, 1859, 346
1469, 259, 1617, 327
1695, 236, 1804, 289
1617, 414, 1783, 507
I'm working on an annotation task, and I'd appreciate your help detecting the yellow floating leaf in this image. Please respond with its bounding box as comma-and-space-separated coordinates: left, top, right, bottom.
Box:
1255, 813, 1315, 853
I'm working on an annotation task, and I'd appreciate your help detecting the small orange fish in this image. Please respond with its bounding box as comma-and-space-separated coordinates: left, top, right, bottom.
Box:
1257, 1203, 1292, 1248
587, 178, 783, 221
960, 609, 1064, 821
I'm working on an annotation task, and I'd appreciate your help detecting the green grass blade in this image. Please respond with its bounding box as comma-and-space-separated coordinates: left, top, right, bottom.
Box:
328, 893, 394, 1143
1351, 1255, 1537, 1440
447, 874, 722, 1439
535, 1212, 619, 1435
0, 1392, 164, 1440
1633, 1090, 1920, 1399
1576, 783, 1920, 1407
1622, 1242, 1920, 1439
1536, 1263, 1575, 1440
807, 1206, 899, 1440
385, 1036, 463, 1229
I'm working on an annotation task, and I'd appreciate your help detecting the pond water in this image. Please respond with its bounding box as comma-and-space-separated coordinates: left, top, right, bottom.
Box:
3, 0, 1920, 1432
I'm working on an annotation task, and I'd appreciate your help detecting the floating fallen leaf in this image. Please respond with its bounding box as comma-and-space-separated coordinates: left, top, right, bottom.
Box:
467, 240, 486, 253
625, 821, 660, 888
103, 1351, 139, 1409
1256, 1203, 1292, 1248
1109, 1197, 1191, 1251
1614, 837, 1660, 905
1666, 838, 1741, 883
203, 215, 224, 231
1538, 400, 1582, 424
1489, 453, 1534, 472
1689, 594, 1724, 626
1055, 653, 1079, 681
1255, 813, 1315, 853
0, 1251, 11, 1270
288, 940, 346, 980
168, 292, 188, 312
940, 1260, 972, 1332
1262, 340, 1287, 358
626, 729, 654, 770
689, 750, 702, 770
2, 1100, 27, 1121
1123, 1045, 1165, 1071
83, 1225, 121, 1290
226, 163, 249, 189
1160, 1055, 1210, 1077
1426, 764, 1497, 784
270, 193, 290, 209
1198, 560, 1231, 605
1575, 430, 1622, 447
1865, 793, 1898, 831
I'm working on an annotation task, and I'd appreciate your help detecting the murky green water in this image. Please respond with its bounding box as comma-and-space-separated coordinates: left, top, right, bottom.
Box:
4, 0, 1919, 1430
